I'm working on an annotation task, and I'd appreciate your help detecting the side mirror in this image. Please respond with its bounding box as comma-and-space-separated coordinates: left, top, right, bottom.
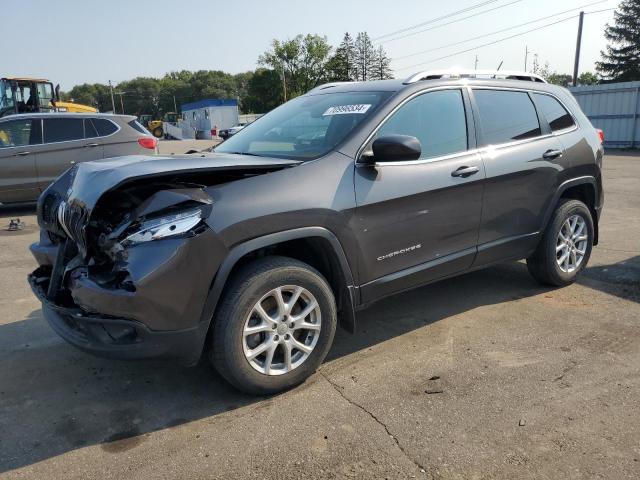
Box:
361, 134, 422, 164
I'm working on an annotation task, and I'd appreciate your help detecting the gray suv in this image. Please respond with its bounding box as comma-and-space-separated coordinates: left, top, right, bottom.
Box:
28, 70, 604, 394
0, 113, 157, 203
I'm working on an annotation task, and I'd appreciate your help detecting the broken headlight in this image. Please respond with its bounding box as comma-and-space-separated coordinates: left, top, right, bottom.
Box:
122, 207, 203, 246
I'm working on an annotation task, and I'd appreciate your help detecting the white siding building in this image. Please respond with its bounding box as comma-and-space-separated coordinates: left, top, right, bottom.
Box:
181, 99, 239, 139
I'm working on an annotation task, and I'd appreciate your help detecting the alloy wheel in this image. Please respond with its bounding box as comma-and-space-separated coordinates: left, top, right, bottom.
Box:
242, 285, 321, 375
556, 214, 588, 273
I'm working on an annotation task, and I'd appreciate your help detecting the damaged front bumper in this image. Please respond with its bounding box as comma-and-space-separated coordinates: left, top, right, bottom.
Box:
28, 226, 225, 366
29, 270, 210, 364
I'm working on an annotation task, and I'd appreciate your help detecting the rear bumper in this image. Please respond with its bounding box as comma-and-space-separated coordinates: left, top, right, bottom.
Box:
28, 272, 208, 365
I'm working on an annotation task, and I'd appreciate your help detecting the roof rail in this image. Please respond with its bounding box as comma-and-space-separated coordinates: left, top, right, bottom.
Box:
403, 69, 547, 85
307, 81, 355, 93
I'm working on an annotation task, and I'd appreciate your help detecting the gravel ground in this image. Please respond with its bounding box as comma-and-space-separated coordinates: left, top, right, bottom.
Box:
0, 153, 638, 479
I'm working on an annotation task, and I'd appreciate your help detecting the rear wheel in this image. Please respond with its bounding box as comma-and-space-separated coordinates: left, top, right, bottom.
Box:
211, 256, 337, 395
527, 199, 594, 286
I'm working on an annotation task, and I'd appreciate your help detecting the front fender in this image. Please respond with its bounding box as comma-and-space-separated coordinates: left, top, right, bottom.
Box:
198, 227, 358, 342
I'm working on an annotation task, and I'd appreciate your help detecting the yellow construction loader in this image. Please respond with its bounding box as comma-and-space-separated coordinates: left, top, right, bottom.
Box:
0, 77, 97, 118
146, 112, 180, 138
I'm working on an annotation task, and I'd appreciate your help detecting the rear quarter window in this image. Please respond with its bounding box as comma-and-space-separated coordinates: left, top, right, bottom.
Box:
91, 118, 118, 137
473, 89, 541, 145
128, 119, 150, 135
533, 93, 576, 132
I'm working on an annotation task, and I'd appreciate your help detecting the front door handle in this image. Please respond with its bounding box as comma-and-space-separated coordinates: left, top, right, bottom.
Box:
451, 165, 480, 178
13, 151, 30, 157
84, 143, 100, 148
543, 149, 563, 160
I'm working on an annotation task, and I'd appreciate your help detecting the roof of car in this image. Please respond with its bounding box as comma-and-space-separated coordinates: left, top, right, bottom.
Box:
0, 112, 136, 122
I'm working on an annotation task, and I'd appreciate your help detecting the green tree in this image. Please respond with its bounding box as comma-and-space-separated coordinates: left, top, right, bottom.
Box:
117, 77, 162, 116
546, 73, 573, 87
371, 45, 394, 80
259, 34, 333, 98
353, 32, 376, 81
327, 33, 356, 81
64, 83, 112, 111
244, 68, 283, 113
578, 72, 599, 86
533, 61, 572, 87
597, 0, 640, 81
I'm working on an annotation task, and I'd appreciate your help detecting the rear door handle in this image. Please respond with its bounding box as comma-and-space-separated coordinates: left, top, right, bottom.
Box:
543, 149, 563, 160
13, 151, 30, 156
84, 143, 100, 148
451, 165, 480, 178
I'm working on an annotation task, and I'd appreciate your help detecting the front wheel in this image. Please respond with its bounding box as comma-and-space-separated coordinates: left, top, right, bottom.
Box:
211, 256, 337, 395
527, 199, 594, 286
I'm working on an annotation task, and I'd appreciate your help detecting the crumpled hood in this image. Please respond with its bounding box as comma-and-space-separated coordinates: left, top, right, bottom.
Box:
65, 152, 301, 210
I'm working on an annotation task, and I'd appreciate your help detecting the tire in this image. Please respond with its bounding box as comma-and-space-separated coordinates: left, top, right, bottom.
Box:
152, 127, 163, 138
527, 199, 594, 286
211, 256, 337, 395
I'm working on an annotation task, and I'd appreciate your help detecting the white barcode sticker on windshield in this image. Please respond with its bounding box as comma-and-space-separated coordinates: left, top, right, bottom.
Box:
323, 104, 372, 116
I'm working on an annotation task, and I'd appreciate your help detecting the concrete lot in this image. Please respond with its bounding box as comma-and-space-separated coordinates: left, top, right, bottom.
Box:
0, 154, 638, 479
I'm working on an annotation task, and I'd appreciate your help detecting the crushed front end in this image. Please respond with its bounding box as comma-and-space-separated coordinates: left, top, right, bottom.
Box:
28, 165, 226, 365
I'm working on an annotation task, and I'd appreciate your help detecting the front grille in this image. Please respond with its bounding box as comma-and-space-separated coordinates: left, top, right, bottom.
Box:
57, 201, 90, 256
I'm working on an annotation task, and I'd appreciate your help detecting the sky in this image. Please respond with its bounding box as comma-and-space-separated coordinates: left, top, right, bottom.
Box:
3, 0, 620, 89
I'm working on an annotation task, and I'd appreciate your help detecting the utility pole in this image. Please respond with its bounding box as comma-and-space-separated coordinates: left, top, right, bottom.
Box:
524, 46, 529, 71
108, 80, 116, 114
474, 55, 479, 70
173, 95, 178, 112
573, 11, 585, 86
118, 92, 125, 114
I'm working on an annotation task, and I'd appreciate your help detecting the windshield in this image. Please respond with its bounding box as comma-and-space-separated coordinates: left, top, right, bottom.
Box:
0, 80, 15, 115
215, 91, 392, 160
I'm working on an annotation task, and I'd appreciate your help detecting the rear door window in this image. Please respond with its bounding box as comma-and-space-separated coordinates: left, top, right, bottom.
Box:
532, 93, 576, 132
43, 118, 84, 143
0, 119, 41, 147
473, 89, 541, 145
92, 118, 118, 137
376, 89, 468, 159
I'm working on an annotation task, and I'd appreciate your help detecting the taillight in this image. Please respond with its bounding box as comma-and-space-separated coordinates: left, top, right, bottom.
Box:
138, 136, 158, 150
596, 129, 605, 144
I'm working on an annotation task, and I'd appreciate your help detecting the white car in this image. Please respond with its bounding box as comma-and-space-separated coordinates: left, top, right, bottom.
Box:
220, 123, 247, 139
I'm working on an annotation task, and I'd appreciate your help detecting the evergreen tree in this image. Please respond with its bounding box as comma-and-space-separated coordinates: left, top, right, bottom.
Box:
353, 32, 376, 81
371, 46, 394, 80
326, 33, 356, 81
596, 0, 640, 81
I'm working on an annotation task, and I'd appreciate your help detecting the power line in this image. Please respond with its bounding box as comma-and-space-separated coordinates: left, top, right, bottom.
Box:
372, 0, 503, 41
393, 5, 617, 72
392, 0, 609, 62
377, 0, 524, 45
394, 15, 579, 72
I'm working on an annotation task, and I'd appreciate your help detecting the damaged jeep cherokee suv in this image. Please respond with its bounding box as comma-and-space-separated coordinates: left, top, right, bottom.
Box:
29, 70, 604, 394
